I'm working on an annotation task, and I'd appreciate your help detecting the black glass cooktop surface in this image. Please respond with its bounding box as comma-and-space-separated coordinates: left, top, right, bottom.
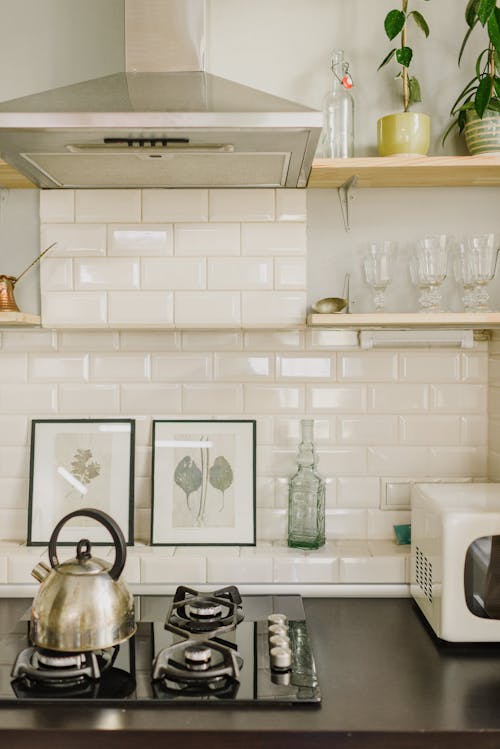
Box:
0, 595, 321, 706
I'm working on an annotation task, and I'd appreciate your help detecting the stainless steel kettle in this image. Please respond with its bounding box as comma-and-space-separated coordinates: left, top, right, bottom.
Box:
30, 508, 136, 652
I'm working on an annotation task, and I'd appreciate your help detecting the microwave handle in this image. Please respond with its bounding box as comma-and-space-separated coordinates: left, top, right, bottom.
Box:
484, 536, 500, 618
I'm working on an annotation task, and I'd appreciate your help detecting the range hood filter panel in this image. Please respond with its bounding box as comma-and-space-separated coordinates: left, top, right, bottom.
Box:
22, 151, 291, 188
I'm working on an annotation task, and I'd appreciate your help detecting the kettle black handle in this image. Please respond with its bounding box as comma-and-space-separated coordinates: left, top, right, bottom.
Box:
48, 508, 127, 581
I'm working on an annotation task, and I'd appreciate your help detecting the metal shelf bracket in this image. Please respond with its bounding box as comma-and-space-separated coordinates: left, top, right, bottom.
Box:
337, 175, 357, 232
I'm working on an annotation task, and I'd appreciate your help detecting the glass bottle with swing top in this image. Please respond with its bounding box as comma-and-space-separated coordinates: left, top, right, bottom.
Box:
318, 49, 354, 158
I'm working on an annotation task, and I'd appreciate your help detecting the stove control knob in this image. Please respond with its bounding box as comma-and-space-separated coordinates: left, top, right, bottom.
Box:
270, 646, 292, 671
268, 623, 289, 637
268, 613, 287, 627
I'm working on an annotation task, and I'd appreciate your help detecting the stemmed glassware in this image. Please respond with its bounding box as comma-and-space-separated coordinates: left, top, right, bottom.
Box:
454, 234, 499, 312
409, 235, 450, 312
362, 240, 395, 312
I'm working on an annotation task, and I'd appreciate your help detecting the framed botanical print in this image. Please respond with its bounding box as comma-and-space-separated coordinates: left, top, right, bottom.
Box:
27, 419, 135, 545
151, 419, 256, 546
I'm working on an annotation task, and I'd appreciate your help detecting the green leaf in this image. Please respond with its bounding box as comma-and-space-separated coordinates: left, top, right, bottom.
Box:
384, 9, 406, 40
459, 23, 477, 65
478, 0, 496, 26
466, 0, 480, 26
458, 108, 468, 133
495, 77, 500, 97
396, 46, 413, 68
409, 10, 430, 37
209, 456, 233, 494
475, 75, 493, 116
488, 97, 500, 111
488, 8, 500, 51
378, 48, 397, 70
442, 115, 460, 145
174, 456, 202, 500
476, 48, 490, 78
408, 76, 422, 103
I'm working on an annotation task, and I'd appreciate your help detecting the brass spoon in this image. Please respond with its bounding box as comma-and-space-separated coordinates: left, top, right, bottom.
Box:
312, 273, 350, 314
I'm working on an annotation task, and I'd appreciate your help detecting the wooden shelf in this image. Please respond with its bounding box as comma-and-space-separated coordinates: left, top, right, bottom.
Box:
307, 312, 500, 329
0, 159, 35, 188
0, 311, 40, 326
308, 155, 500, 188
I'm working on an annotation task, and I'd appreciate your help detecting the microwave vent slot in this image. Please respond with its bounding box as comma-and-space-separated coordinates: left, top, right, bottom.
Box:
415, 546, 433, 603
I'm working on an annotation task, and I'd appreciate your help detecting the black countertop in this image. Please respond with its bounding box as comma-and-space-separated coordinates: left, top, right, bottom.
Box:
3, 596, 500, 748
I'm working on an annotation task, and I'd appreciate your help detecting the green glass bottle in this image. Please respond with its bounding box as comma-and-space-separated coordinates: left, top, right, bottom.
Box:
287, 419, 325, 550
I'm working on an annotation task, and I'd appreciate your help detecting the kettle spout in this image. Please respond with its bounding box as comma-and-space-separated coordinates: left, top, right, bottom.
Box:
31, 561, 51, 583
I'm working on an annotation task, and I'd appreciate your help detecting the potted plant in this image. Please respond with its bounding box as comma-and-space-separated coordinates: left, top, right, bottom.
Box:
377, 0, 432, 156
443, 0, 500, 153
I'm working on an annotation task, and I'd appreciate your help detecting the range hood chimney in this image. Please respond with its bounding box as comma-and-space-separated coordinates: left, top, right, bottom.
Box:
0, 0, 322, 189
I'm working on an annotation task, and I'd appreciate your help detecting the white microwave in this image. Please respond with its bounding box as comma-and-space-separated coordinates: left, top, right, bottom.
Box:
411, 482, 500, 642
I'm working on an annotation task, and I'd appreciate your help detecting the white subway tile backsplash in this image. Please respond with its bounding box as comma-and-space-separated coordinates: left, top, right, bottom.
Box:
40, 258, 73, 291
214, 353, 272, 381
461, 416, 488, 446
142, 258, 206, 290
273, 556, 339, 583
399, 415, 460, 445
275, 189, 307, 221
29, 353, 89, 383
75, 190, 141, 222
0, 478, 27, 508
183, 384, 243, 414
207, 258, 273, 290
207, 557, 273, 584
209, 189, 274, 222
369, 384, 429, 413
338, 416, 398, 445
152, 354, 212, 382
274, 257, 307, 289
257, 509, 287, 541
241, 222, 306, 254
307, 329, 359, 349
120, 331, 180, 351
0, 448, 28, 478
428, 447, 487, 476
462, 352, 489, 383
182, 331, 242, 351
277, 355, 333, 380
399, 351, 461, 382
142, 189, 208, 223
41, 224, 106, 256
175, 291, 241, 327
244, 330, 304, 350
174, 223, 240, 255
108, 291, 174, 327
59, 331, 120, 351
1, 330, 57, 352
0, 416, 28, 446
367, 509, 411, 539
42, 291, 108, 327
308, 385, 367, 413
325, 509, 368, 539
319, 448, 368, 476
431, 384, 487, 413
91, 353, 150, 382
75, 258, 140, 290
245, 384, 304, 413
120, 384, 182, 414
337, 477, 380, 509
108, 225, 173, 256
58, 384, 119, 414
242, 291, 306, 326
0, 511, 25, 542
273, 416, 334, 446
0, 355, 27, 383
368, 447, 429, 476
339, 352, 398, 382
0, 385, 57, 414
39, 190, 74, 222
340, 555, 406, 584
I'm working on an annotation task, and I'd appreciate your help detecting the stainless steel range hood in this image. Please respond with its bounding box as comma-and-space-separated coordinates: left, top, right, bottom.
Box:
0, 0, 322, 189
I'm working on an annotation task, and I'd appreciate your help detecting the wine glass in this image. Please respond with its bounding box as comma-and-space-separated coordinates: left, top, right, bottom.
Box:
409, 235, 450, 312
454, 234, 499, 312
362, 240, 395, 312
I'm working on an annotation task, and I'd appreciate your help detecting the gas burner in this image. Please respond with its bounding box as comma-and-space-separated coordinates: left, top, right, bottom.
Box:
152, 637, 242, 697
166, 585, 244, 636
11, 646, 117, 687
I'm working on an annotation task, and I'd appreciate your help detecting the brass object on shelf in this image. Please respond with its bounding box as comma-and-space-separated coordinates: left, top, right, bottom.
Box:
0, 242, 56, 313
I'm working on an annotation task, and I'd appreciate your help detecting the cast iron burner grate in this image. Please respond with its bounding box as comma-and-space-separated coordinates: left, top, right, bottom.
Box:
165, 585, 244, 636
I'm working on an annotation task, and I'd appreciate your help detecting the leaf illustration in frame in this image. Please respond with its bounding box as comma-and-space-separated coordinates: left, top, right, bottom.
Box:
174, 455, 202, 512
70, 448, 101, 485
209, 455, 234, 511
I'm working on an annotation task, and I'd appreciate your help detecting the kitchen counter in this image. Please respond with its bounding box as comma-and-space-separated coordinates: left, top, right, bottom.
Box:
2, 596, 500, 748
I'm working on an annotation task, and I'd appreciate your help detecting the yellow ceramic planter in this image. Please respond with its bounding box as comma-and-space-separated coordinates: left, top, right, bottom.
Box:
377, 112, 430, 157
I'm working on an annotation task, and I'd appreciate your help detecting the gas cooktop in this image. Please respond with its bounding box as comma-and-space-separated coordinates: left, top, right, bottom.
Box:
1, 588, 321, 706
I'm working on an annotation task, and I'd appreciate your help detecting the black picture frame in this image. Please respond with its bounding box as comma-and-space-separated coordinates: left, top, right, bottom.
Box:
27, 418, 135, 545
151, 419, 256, 546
